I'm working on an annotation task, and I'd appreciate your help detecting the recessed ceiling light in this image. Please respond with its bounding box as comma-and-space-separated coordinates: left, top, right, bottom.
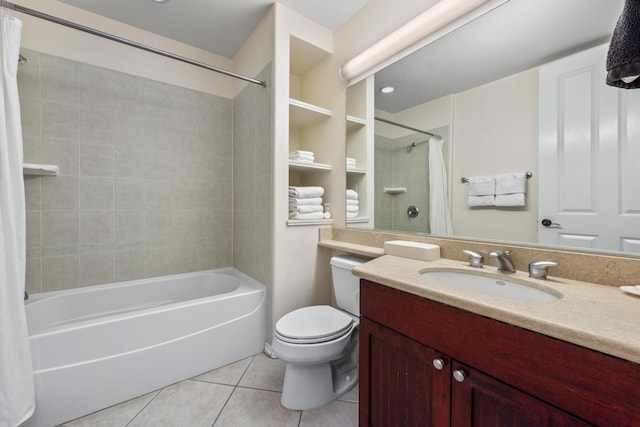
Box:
380, 86, 395, 94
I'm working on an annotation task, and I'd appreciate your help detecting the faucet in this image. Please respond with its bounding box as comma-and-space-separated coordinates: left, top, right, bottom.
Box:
489, 250, 516, 273
463, 250, 484, 268
528, 261, 558, 280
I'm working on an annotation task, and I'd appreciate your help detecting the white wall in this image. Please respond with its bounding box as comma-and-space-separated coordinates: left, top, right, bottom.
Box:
451, 68, 539, 243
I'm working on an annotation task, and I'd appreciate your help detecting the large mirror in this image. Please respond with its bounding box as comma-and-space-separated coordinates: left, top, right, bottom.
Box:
346, 0, 640, 256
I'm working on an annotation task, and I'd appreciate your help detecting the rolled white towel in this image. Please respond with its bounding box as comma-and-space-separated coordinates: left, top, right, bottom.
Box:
289, 197, 323, 207
468, 195, 495, 207
289, 211, 325, 220
346, 211, 359, 218
289, 186, 324, 198
346, 189, 359, 200
495, 193, 525, 207
346, 199, 359, 206
289, 205, 324, 214
467, 175, 495, 196
495, 172, 526, 195
346, 205, 359, 213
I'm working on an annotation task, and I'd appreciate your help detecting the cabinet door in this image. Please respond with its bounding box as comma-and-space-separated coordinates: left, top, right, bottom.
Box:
360, 318, 450, 427
450, 362, 593, 427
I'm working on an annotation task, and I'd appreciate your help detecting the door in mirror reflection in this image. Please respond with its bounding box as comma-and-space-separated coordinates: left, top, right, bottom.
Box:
539, 44, 640, 253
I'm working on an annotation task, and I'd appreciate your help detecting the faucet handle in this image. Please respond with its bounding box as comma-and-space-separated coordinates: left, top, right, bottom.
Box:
528, 261, 558, 279
463, 250, 484, 268
488, 250, 510, 257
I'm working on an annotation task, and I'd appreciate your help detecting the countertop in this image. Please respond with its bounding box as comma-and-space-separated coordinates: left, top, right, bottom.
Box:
353, 255, 640, 365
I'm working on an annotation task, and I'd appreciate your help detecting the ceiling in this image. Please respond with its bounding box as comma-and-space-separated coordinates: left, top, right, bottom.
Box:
57, 0, 370, 58
375, 0, 624, 114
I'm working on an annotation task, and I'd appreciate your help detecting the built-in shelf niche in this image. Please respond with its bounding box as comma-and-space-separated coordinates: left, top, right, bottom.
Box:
287, 35, 333, 227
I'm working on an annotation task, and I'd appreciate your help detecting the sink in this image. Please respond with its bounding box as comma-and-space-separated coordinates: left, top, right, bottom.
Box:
421, 270, 561, 301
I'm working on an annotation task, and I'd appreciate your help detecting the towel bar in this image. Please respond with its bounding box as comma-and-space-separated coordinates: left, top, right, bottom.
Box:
461, 171, 532, 183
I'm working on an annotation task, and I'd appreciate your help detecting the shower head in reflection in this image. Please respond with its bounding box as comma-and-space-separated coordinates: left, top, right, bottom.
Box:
18, 54, 26, 66
406, 140, 428, 152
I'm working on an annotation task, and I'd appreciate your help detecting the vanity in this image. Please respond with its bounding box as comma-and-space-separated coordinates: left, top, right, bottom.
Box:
353, 255, 640, 427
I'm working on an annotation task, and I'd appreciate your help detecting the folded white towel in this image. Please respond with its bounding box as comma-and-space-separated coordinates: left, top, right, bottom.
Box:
346, 205, 359, 213
289, 197, 323, 207
346, 189, 359, 200
289, 205, 324, 214
495, 172, 526, 195
290, 150, 314, 157
289, 154, 315, 162
346, 199, 359, 206
289, 186, 324, 198
468, 195, 495, 207
495, 193, 525, 207
346, 211, 359, 218
468, 175, 495, 196
289, 211, 325, 220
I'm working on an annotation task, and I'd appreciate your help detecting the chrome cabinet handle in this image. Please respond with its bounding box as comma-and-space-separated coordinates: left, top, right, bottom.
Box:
432, 358, 445, 370
453, 369, 466, 382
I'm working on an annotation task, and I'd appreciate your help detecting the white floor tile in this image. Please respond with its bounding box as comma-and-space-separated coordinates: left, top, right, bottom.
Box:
194, 356, 253, 386
213, 388, 300, 427
338, 383, 359, 403
127, 380, 233, 427
299, 400, 358, 427
238, 353, 286, 392
61, 391, 159, 427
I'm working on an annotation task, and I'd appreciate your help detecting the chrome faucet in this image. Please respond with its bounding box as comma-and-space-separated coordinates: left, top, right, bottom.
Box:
528, 261, 558, 280
463, 250, 484, 268
489, 250, 516, 273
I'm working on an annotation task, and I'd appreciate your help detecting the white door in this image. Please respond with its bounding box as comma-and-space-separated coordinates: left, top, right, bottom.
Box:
539, 44, 640, 253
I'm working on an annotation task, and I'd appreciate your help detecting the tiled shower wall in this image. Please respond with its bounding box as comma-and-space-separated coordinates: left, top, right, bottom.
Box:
374, 133, 430, 233
232, 65, 272, 288
19, 50, 235, 293
233, 65, 273, 333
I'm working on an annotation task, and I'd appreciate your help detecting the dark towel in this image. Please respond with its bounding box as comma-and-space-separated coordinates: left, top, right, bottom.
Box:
607, 0, 640, 88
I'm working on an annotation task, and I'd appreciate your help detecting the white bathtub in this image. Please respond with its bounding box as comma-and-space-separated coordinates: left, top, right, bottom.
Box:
22, 268, 266, 427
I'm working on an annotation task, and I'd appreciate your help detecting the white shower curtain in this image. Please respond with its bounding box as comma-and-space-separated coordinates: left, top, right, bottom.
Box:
428, 137, 454, 235
0, 9, 35, 427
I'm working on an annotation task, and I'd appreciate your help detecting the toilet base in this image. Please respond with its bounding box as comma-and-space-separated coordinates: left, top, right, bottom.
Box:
280, 335, 359, 410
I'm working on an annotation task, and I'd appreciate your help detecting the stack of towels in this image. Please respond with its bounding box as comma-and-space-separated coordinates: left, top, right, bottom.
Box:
467, 173, 527, 207
346, 157, 357, 170
346, 189, 359, 218
289, 150, 315, 163
289, 186, 327, 220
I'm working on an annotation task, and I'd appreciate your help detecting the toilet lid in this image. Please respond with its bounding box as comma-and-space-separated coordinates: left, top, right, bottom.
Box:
275, 305, 354, 344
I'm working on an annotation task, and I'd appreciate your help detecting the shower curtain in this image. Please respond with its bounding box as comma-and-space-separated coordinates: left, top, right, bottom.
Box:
0, 9, 35, 427
428, 137, 454, 235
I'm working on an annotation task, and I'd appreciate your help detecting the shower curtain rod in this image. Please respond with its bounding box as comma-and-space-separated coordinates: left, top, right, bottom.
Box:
5, 2, 267, 87
374, 117, 440, 139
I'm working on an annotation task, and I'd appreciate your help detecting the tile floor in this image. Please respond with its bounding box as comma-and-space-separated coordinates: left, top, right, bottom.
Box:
60, 353, 359, 427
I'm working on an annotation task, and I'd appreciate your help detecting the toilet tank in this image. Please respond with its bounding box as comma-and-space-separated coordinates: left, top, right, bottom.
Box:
330, 255, 370, 317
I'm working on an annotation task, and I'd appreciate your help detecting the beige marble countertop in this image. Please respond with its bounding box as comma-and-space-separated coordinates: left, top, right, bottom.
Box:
353, 255, 640, 365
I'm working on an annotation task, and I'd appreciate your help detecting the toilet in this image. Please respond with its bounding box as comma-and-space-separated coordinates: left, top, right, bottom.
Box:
272, 255, 368, 410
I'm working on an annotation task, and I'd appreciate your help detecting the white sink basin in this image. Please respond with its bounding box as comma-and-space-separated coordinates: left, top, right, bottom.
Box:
421, 270, 561, 301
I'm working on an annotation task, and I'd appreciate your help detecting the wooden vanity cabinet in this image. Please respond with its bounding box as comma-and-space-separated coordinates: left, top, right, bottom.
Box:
359, 280, 640, 427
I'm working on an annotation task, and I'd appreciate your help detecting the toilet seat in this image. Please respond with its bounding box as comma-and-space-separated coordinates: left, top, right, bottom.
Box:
275, 305, 354, 344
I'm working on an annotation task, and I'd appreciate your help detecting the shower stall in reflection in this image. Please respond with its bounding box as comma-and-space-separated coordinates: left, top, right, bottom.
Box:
374, 119, 452, 234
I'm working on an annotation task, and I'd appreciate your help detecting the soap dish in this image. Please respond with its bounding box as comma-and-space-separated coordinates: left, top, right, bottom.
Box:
619, 286, 640, 297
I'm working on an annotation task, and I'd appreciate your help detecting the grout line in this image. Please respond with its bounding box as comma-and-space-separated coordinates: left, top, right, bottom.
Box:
124, 389, 162, 427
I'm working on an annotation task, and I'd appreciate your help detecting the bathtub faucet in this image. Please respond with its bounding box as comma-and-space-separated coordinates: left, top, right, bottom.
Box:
24, 290, 29, 301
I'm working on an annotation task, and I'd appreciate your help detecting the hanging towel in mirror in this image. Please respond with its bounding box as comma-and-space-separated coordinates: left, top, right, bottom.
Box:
467, 175, 495, 207
495, 172, 526, 207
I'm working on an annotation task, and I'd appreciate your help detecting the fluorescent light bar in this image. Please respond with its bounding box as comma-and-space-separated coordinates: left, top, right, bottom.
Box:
340, 0, 509, 83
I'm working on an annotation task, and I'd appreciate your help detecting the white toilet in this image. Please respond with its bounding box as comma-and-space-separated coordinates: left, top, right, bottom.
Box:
272, 255, 368, 410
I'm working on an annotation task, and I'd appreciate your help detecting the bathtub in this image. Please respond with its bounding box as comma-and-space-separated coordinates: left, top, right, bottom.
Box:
22, 268, 266, 427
